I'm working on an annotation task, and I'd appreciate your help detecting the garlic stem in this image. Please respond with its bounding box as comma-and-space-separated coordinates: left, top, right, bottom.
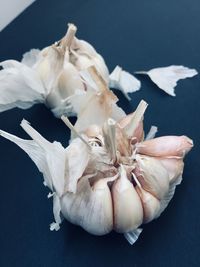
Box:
88, 66, 108, 93
103, 118, 117, 161
62, 23, 77, 49
61, 115, 90, 149
125, 100, 148, 137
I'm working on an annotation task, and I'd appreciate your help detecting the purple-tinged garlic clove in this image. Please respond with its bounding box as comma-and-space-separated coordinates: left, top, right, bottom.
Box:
137, 135, 193, 158
134, 155, 169, 200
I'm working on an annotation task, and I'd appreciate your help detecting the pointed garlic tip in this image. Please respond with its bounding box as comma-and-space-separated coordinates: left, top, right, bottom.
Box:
137, 135, 193, 158
62, 23, 77, 49
61, 115, 90, 149
112, 165, 143, 233
124, 100, 148, 138
135, 185, 161, 223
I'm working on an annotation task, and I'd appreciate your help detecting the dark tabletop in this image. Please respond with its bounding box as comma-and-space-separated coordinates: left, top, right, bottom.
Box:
0, 0, 200, 266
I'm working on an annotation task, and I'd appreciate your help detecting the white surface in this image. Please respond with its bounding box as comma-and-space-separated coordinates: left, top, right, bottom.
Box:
0, 0, 35, 31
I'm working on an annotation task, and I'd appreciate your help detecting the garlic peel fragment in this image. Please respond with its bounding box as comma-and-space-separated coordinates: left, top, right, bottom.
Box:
109, 65, 141, 100
136, 65, 198, 96
0, 120, 66, 197
21, 48, 41, 67
145, 125, 158, 140
124, 228, 143, 245
0, 60, 45, 112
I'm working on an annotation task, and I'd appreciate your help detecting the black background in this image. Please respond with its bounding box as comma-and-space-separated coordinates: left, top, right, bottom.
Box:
0, 0, 200, 266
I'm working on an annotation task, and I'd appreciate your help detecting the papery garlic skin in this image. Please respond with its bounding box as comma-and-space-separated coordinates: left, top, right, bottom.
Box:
135, 65, 198, 96
112, 165, 143, 233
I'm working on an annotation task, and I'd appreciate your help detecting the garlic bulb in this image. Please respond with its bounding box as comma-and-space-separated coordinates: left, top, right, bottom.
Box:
0, 23, 139, 117
0, 98, 193, 245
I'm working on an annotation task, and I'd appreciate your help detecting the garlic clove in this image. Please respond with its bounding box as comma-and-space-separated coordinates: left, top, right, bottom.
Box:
57, 62, 85, 98
118, 113, 144, 142
112, 165, 143, 233
61, 174, 117, 235
72, 38, 98, 57
71, 37, 109, 82
137, 135, 193, 158
118, 100, 147, 141
46, 62, 85, 112
72, 67, 125, 134
135, 154, 169, 200
135, 185, 161, 223
159, 158, 184, 183
91, 55, 110, 82
34, 47, 64, 94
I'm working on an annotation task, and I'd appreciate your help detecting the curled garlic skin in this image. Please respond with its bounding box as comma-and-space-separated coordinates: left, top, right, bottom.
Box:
0, 98, 193, 244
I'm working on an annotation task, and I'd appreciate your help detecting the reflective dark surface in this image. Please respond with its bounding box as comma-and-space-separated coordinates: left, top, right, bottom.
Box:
0, 0, 200, 266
